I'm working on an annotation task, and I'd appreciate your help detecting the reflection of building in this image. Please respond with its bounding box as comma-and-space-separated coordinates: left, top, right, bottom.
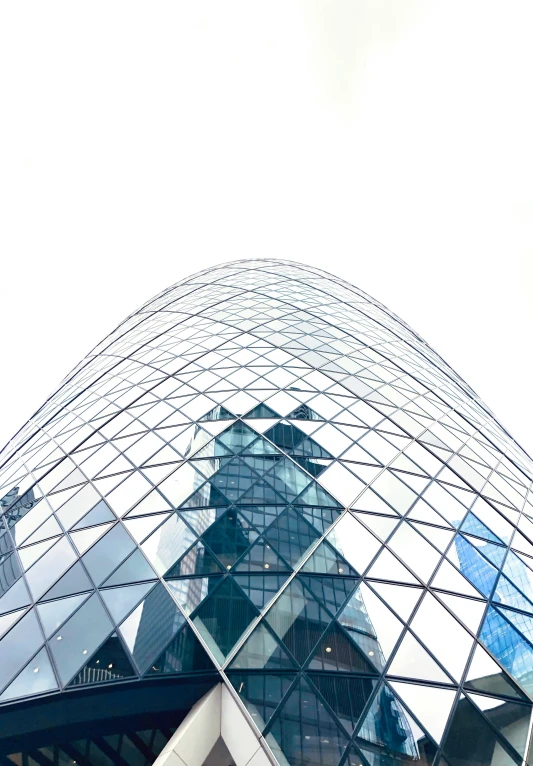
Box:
0, 261, 532, 766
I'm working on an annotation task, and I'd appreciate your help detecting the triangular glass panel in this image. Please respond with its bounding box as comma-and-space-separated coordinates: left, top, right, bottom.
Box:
100, 582, 156, 623
263, 507, 320, 568
146, 623, 214, 675
388, 681, 456, 745
366, 548, 419, 585
0, 608, 26, 639
123, 513, 170, 544
465, 643, 528, 701
234, 537, 291, 573
298, 504, 342, 534
233, 574, 290, 611
299, 574, 358, 616
431, 558, 482, 597
102, 549, 158, 587
119, 583, 185, 674
265, 677, 349, 766
166, 576, 219, 615
0, 579, 31, 615
70, 523, 112, 555
228, 622, 297, 671
467, 692, 531, 759
461, 511, 503, 544
369, 582, 423, 623
18, 537, 58, 570
0, 647, 58, 702
308, 621, 378, 674
244, 404, 280, 419
265, 577, 333, 665
192, 576, 258, 662
165, 541, 224, 577
354, 512, 399, 541
217, 421, 258, 454
193, 438, 233, 459
242, 437, 280, 455
264, 422, 305, 452
412, 522, 454, 552
199, 405, 234, 421
201, 509, 256, 569
437, 593, 486, 634
228, 672, 295, 732
287, 404, 322, 420
302, 539, 358, 577
237, 504, 287, 531
40, 561, 93, 601
238, 478, 288, 505
295, 481, 342, 508
408, 499, 452, 527
308, 673, 377, 735
124, 489, 172, 517
441, 693, 522, 766
493, 574, 533, 615
23, 514, 62, 546
388, 631, 453, 684
49, 594, 113, 686
356, 684, 434, 763
71, 500, 116, 531
496, 605, 533, 646
262, 458, 312, 503
180, 482, 231, 509
37, 593, 90, 638
67, 633, 136, 687
338, 584, 403, 671
480, 606, 533, 696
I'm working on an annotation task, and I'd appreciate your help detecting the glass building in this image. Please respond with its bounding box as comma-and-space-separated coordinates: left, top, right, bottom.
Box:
0, 259, 532, 766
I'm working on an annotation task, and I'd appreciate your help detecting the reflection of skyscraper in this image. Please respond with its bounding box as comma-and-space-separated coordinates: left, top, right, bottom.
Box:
454, 533, 533, 696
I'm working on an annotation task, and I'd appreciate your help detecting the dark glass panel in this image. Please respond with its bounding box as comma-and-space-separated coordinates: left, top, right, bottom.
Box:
263, 507, 320, 567
233, 574, 290, 610
442, 695, 521, 766
165, 541, 224, 577
68, 634, 136, 687
192, 576, 258, 659
201, 510, 256, 568
356, 683, 434, 764
308, 621, 377, 674
228, 672, 294, 731
199, 406, 233, 421
266, 677, 349, 766
146, 624, 214, 675
308, 674, 376, 734
299, 574, 359, 616
244, 404, 280, 418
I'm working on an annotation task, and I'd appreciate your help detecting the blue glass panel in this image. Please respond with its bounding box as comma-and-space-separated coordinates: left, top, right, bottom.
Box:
480, 606, 533, 695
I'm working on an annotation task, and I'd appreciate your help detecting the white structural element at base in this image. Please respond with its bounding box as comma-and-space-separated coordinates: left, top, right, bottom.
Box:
153, 683, 275, 766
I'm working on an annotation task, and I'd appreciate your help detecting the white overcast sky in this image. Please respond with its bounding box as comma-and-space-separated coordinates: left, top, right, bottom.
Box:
0, 1, 532, 457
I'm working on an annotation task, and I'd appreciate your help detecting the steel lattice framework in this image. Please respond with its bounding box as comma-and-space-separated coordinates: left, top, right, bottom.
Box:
0, 260, 532, 766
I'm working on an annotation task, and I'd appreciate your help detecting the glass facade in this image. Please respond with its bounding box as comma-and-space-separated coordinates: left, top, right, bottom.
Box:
0, 259, 532, 765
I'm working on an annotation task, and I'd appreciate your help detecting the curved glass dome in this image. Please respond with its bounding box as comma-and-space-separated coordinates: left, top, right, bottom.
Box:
0, 260, 532, 766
